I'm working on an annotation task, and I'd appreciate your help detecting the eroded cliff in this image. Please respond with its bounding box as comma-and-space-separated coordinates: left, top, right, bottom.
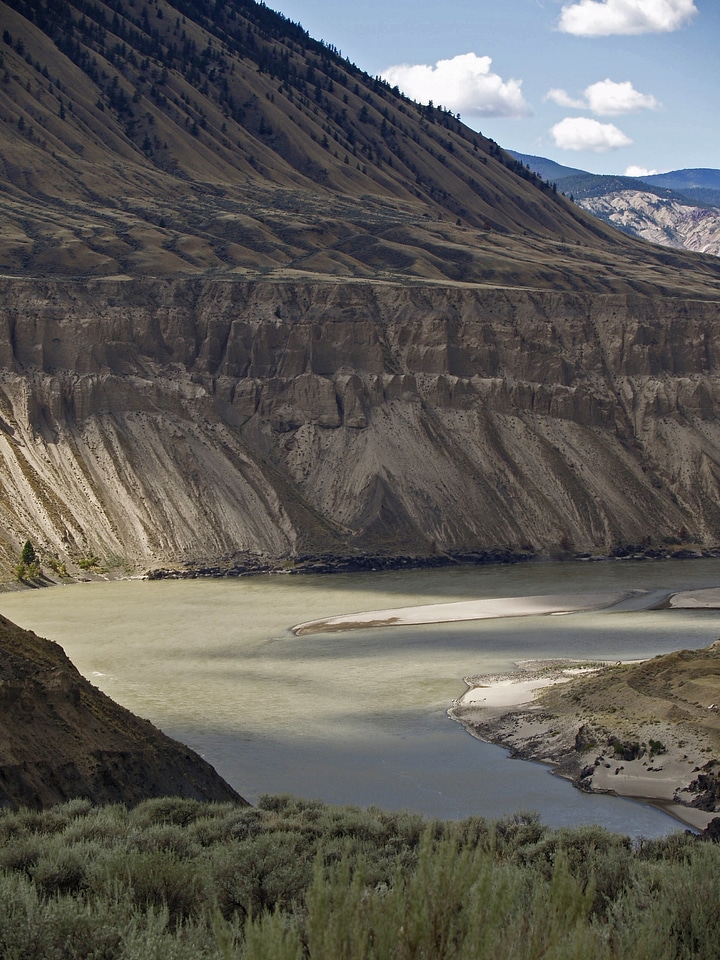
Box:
0, 276, 719, 575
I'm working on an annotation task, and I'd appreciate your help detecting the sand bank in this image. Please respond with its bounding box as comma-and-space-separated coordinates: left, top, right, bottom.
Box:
669, 586, 720, 608
292, 585, 720, 635
450, 656, 720, 832
292, 590, 633, 634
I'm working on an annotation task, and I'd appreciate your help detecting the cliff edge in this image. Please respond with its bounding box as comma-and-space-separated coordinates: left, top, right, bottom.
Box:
1, 279, 720, 574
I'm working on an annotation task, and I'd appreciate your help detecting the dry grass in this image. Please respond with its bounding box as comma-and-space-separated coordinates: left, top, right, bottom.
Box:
1, 0, 719, 295
538, 642, 720, 752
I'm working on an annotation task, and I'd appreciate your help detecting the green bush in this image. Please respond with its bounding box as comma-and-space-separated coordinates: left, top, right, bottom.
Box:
0, 796, 719, 959
20, 540, 35, 565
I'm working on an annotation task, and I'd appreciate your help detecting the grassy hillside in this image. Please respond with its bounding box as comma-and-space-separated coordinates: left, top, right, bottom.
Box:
2, 0, 720, 293
539, 642, 720, 752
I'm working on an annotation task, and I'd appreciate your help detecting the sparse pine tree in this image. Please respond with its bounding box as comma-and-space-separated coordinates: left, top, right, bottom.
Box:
21, 540, 35, 565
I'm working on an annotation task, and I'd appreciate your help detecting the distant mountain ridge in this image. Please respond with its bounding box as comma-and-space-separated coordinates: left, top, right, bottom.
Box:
510, 151, 720, 255
510, 151, 720, 207
642, 170, 720, 209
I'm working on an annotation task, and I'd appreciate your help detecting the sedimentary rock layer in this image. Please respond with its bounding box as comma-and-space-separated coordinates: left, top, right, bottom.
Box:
0, 277, 719, 573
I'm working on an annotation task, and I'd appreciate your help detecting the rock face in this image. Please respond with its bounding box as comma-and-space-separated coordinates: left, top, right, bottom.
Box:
579, 190, 720, 257
0, 277, 720, 573
0, 613, 245, 809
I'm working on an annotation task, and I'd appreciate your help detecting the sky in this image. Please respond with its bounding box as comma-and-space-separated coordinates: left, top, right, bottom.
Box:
269, 0, 719, 176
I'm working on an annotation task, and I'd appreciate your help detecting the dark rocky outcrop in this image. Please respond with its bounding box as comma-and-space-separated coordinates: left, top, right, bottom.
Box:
0, 613, 245, 809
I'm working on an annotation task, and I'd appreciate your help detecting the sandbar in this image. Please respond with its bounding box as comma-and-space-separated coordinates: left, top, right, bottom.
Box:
292, 584, 720, 635
292, 590, 633, 634
669, 586, 720, 608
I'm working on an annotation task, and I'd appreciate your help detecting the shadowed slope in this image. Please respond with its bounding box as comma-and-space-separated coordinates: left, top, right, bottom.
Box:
0, 613, 245, 809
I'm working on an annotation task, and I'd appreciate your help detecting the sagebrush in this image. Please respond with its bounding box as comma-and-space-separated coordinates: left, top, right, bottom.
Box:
0, 795, 718, 958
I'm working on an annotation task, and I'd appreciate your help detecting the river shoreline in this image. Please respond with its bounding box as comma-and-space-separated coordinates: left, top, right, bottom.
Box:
449, 656, 720, 832
143, 544, 720, 582
4, 544, 719, 592
3, 564, 720, 834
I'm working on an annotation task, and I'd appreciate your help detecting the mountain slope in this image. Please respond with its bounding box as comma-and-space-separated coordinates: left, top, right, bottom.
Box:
1, 0, 719, 292
1, 2, 720, 574
0, 612, 245, 809
580, 189, 720, 257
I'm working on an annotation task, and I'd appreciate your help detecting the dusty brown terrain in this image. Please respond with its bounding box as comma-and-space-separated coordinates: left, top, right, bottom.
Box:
0, 1, 720, 575
0, 613, 245, 809
452, 643, 720, 829
1, 0, 719, 293
0, 278, 720, 575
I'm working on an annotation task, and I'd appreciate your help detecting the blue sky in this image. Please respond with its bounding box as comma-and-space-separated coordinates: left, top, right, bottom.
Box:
270, 0, 718, 176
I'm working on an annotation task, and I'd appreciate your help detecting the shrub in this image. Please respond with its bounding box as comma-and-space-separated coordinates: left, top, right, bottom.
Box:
31, 843, 92, 897
1, 797, 720, 959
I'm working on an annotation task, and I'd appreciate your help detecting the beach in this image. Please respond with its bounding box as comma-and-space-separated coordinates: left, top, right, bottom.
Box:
450, 653, 720, 832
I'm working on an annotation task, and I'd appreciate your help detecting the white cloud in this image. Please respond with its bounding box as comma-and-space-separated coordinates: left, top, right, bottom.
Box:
381, 53, 531, 118
547, 79, 660, 115
625, 165, 659, 176
551, 117, 633, 152
558, 0, 698, 36
585, 79, 660, 114
545, 88, 586, 109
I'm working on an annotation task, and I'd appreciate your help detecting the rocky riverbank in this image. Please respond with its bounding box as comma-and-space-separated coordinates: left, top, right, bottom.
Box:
143, 548, 535, 580
450, 644, 720, 831
142, 544, 720, 582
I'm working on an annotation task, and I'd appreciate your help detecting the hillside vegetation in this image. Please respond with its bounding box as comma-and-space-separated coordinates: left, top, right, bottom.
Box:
1, 0, 720, 293
539, 642, 720, 750
1, 794, 720, 959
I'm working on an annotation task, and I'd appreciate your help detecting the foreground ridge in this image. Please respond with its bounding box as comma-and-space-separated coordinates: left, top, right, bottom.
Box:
0, 613, 244, 809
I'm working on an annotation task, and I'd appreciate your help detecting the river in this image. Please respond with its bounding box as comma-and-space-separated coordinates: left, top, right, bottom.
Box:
3, 558, 720, 837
